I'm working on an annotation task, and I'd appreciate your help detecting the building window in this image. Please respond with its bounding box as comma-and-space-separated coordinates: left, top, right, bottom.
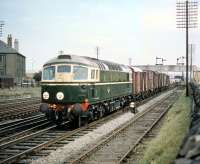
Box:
0, 70, 4, 75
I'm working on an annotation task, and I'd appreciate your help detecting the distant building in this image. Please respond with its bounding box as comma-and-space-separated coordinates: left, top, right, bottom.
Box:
0, 34, 25, 86
135, 65, 200, 83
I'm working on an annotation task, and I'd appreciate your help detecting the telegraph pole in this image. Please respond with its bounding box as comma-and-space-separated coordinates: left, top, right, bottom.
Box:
186, 1, 189, 96
96, 46, 99, 59
128, 58, 132, 66
190, 44, 194, 81
190, 44, 192, 81
0, 21, 5, 39
176, 0, 198, 96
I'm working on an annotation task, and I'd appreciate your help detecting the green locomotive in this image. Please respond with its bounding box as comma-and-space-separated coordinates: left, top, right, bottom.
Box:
40, 54, 132, 126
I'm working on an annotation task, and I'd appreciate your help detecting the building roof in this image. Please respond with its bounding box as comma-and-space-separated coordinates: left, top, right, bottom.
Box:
0, 40, 25, 57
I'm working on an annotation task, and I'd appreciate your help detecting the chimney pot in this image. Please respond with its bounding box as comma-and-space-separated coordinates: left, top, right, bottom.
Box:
14, 39, 19, 51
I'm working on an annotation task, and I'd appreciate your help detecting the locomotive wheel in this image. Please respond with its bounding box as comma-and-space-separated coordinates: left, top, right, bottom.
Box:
98, 105, 106, 118
46, 110, 56, 121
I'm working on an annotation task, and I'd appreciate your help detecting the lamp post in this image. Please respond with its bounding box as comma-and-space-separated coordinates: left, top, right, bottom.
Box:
96, 46, 99, 60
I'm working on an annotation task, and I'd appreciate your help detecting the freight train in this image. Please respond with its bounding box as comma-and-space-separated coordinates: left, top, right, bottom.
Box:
40, 54, 170, 126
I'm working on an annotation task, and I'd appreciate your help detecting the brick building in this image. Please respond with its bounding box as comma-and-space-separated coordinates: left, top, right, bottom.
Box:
0, 35, 25, 86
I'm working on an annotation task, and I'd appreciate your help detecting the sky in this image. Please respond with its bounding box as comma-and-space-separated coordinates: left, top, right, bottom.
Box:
0, 0, 200, 72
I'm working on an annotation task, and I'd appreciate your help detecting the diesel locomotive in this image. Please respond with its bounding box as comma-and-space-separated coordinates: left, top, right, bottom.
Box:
40, 54, 169, 126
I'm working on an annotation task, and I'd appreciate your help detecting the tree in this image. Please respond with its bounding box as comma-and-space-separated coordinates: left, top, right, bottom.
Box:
33, 71, 42, 82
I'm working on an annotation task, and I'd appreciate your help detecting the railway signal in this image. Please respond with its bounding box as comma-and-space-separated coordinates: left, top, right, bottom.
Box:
156, 57, 166, 65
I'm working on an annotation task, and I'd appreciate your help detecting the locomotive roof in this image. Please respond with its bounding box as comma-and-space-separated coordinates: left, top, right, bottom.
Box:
43, 55, 99, 68
44, 54, 131, 72
85, 57, 130, 72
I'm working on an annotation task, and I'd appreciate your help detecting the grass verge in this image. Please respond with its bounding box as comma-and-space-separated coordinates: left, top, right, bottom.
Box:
139, 91, 191, 164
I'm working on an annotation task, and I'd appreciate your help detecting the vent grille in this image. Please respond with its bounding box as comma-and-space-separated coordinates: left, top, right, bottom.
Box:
57, 55, 71, 59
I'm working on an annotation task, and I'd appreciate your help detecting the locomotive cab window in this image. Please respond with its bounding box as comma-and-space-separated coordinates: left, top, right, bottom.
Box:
43, 66, 55, 80
57, 65, 71, 73
91, 69, 95, 79
73, 66, 88, 80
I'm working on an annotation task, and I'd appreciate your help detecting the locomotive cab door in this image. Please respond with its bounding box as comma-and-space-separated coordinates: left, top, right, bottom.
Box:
89, 83, 100, 101
79, 83, 89, 102
91, 83, 96, 98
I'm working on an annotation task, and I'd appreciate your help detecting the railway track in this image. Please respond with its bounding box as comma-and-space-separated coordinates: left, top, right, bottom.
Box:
0, 96, 33, 103
0, 123, 59, 164
122, 112, 165, 163
0, 107, 131, 164
69, 90, 179, 164
0, 97, 41, 121
0, 89, 177, 164
0, 97, 40, 106
0, 114, 52, 143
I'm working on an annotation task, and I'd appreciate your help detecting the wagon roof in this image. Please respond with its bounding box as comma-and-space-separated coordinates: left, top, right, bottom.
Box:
129, 66, 143, 72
